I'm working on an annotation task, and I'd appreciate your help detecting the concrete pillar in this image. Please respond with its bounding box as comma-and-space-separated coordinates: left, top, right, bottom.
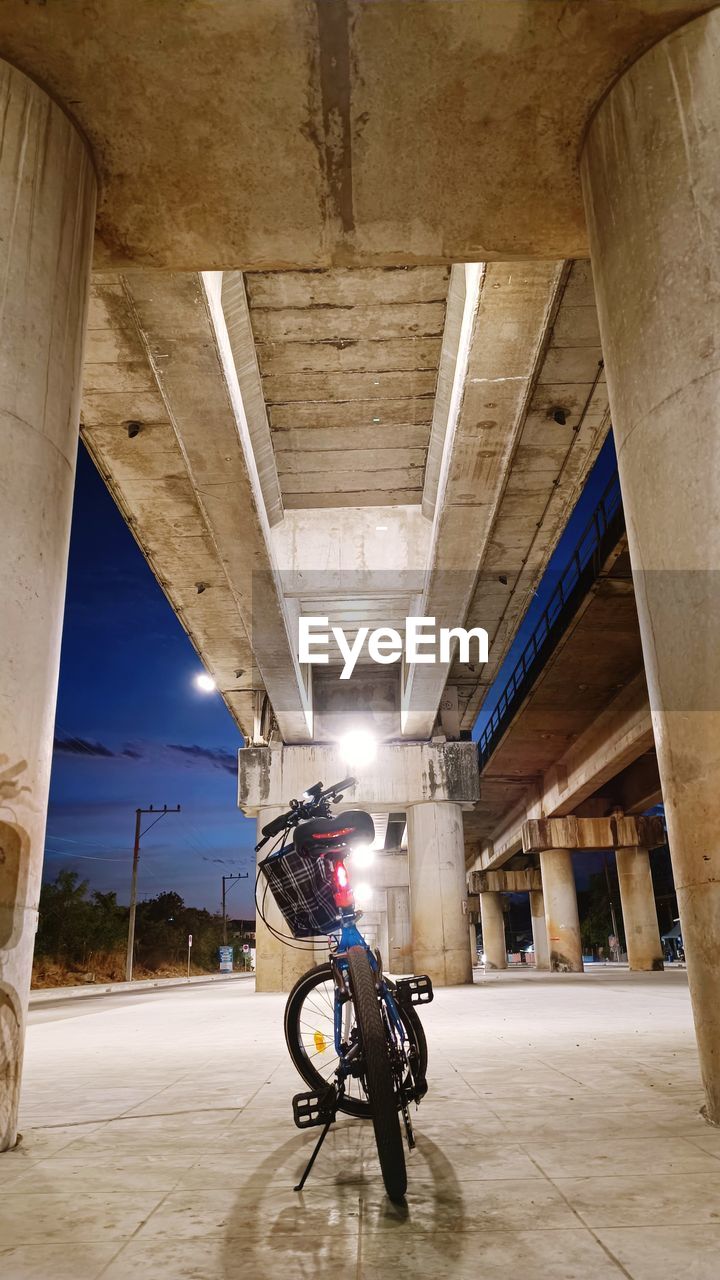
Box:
0, 64, 95, 1152
479, 893, 507, 970
539, 850, 583, 973
387, 886, 412, 971
530, 889, 550, 971
615, 847, 664, 972
406, 801, 472, 986
377, 893, 390, 973
581, 8, 720, 1119
255, 811, 320, 992
469, 920, 478, 968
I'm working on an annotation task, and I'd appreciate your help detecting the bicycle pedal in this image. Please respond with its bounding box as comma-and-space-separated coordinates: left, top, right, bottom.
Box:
291, 1088, 337, 1130
395, 974, 434, 1006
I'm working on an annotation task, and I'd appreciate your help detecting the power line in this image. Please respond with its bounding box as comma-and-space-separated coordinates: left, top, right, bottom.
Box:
43, 848, 128, 863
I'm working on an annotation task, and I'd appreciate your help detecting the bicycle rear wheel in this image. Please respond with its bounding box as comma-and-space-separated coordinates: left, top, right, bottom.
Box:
347, 945, 407, 1201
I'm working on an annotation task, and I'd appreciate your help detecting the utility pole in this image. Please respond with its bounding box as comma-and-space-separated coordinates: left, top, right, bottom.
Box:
222, 872, 249, 945
126, 804, 181, 982
604, 854, 622, 962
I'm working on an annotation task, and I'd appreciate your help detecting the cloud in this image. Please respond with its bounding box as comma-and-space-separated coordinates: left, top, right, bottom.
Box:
53, 736, 144, 761
167, 744, 237, 774
53, 735, 115, 758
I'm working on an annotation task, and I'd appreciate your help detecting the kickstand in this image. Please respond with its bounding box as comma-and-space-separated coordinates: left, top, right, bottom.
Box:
293, 1116, 334, 1193
293, 1080, 344, 1193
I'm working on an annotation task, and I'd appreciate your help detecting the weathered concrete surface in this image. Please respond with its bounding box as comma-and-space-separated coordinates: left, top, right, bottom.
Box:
465, 517, 654, 873
0, 2, 713, 267
470, 870, 542, 894
530, 890, 550, 970
83, 260, 606, 748
616, 847, 665, 973
238, 741, 480, 814
452, 260, 611, 732
0, 61, 95, 1151
82, 270, 312, 743
403, 260, 612, 736
407, 802, 473, 986
539, 850, 583, 974
221, 272, 284, 528
479, 893, 507, 970
582, 8, 720, 1123
522, 815, 665, 855
254, 811, 323, 993
471, 673, 657, 874
247, 265, 448, 508
4, 971, 718, 1278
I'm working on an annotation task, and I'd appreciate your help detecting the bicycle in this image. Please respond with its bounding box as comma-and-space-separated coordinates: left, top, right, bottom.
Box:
255, 776, 433, 1202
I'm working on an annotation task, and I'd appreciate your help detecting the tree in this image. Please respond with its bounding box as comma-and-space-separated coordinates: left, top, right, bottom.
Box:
35, 872, 127, 966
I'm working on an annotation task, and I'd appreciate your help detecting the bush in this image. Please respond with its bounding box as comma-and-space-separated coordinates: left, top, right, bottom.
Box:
35, 872, 230, 978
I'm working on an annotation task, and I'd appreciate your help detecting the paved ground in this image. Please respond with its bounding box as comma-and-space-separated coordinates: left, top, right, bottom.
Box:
2, 968, 719, 1279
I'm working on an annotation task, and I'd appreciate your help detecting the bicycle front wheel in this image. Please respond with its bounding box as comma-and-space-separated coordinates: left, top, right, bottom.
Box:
347, 945, 407, 1201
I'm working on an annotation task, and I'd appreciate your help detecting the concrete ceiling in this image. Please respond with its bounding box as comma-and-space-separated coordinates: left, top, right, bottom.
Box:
0, 1, 713, 268
80, 259, 610, 744
244, 266, 448, 508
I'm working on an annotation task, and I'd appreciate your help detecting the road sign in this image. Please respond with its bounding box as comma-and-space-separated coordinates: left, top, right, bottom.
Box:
219, 945, 233, 973
188, 934, 193, 947
242, 943, 250, 954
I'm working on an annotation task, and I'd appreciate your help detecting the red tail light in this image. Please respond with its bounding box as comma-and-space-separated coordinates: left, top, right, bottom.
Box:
332, 860, 353, 909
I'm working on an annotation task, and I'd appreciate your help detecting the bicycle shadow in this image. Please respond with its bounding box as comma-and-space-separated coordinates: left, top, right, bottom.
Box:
220, 1117, 465, 1273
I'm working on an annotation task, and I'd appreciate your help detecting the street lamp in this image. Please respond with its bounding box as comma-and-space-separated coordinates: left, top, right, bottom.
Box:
339, 728, 377, 768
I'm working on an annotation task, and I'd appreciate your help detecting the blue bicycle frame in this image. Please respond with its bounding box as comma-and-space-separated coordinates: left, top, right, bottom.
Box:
330, 911, 408, 1078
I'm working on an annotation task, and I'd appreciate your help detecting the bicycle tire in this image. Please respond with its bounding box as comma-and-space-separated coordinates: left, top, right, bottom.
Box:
284, 961, 427, 1119
347, 945, 407, 1201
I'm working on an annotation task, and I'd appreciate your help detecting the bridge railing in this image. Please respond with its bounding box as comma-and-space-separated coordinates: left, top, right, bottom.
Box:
477, 470, 625, 770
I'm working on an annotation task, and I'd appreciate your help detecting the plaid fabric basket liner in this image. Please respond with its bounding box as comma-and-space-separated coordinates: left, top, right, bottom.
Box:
259, 846, 339, 938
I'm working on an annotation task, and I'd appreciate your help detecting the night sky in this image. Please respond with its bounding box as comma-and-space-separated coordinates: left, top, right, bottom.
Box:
47, 434, 618, 914
46, 443, 257, 916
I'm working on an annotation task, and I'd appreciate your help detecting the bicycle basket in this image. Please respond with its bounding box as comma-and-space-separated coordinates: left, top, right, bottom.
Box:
259, 846, 340, 939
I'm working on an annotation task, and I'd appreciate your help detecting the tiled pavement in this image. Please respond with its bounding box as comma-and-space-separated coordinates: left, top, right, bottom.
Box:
2, 968, 719, 1279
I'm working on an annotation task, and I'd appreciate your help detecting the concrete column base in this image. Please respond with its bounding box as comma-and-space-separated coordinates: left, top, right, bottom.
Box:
616, 846, 664, 972
539, 849, 583, 973
254, 812, 320, 993
479, 892, 507, 970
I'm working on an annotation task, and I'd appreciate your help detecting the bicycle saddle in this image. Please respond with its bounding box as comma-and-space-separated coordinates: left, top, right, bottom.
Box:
294, 809, 375, 855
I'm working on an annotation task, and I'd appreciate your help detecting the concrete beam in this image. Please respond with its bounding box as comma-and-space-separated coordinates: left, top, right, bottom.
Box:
479, 674, 655, 870
238, 741, 480, 815
539, 673, 654, 818
457, 259, 611, 730
469, 869, 542, 894
221, 272, 283, 528
83, 270, 313, 742
402, 260, 565, 737
522, 814, 666, 854
0, 3, 713, 268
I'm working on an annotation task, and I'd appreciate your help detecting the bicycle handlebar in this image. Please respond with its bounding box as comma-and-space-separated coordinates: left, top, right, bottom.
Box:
255, 776, 357, 852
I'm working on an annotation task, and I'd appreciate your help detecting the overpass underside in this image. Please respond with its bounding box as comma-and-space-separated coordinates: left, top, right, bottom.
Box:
461, 489, 669, 978
79, 258, 610, 993
1, 3, 720, 1153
